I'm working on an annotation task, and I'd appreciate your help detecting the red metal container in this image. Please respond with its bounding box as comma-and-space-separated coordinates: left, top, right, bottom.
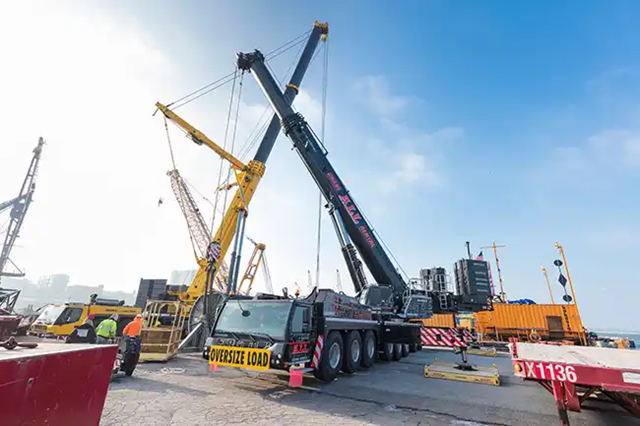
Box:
0, 342, 117, 426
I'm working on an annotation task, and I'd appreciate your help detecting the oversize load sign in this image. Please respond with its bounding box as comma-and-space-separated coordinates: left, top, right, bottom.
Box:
209, 345, 271, 371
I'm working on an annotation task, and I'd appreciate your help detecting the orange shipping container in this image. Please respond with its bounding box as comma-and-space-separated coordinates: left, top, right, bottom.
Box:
418, 313, 456, 328
475, 304, 583, 337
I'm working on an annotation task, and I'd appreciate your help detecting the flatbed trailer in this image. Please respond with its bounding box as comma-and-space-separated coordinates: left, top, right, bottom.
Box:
510, 339, 640, 425
0, 342, 117, 426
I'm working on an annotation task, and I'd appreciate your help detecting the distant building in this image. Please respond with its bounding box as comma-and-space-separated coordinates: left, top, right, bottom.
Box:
66, 284, 105, 303
170, 270, 197, 285
49, 274, 70, 294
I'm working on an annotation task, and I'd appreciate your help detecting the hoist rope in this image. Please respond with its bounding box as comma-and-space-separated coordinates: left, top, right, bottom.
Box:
164, 116, 178, 170
314, 38, 330, 288
166, 30, 311, 111
223, 72, 245, 211
210, 69, 239, 234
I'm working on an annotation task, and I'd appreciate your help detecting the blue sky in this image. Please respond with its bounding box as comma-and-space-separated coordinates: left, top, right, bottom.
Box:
2, 1, 639, 330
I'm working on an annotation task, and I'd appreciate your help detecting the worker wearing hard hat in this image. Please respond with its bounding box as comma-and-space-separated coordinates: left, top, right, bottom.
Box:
66, 313, 97, 344
96, 314, 119, 344
123, 314, 143, 337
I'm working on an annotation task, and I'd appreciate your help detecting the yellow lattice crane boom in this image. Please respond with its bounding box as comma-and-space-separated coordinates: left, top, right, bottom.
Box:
154, 21, 327, 309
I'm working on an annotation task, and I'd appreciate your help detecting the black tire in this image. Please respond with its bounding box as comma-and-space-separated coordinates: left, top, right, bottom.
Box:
417, 343, 423, 351
401, 343, 410, 357
380, 342, 394, 362
313, 331, 343, 382
342, 331, 362, 374
392, 343, 402, 361
409, 343, 417, 353
124, 353, 140, 376
361, 330, 376, 368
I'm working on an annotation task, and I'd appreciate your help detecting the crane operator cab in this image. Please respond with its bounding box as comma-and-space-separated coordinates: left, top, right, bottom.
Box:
202, 295, 313, 372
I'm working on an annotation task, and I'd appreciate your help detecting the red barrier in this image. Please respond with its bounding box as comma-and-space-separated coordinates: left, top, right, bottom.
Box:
0, 343, 117, 426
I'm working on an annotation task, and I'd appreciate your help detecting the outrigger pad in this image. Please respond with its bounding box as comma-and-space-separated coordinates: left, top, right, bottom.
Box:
424, 361, 500, 386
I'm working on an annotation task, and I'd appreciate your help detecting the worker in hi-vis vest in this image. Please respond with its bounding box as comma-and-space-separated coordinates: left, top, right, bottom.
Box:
96, 314, 119, 344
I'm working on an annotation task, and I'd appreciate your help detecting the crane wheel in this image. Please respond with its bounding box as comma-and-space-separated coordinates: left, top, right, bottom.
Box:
341, 331, 362, 374
392, 343, 402, 361
313, 331, 343, 382
409, 343, 417, 353
380, 342, 394, 362
401, 344, 409, 357
361, 330, 376, 368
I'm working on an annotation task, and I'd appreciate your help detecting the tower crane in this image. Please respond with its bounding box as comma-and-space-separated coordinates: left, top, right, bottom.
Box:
1, 137, 45, 282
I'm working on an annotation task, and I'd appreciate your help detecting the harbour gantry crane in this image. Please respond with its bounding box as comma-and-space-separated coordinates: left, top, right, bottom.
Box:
0, 137, 45, 283
154, 21, 328, 331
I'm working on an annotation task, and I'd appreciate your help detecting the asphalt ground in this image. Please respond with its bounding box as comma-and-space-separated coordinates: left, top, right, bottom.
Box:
101, 349, 638, 426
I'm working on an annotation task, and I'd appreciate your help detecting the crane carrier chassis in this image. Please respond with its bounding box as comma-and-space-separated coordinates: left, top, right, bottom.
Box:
203, 289, 422, 382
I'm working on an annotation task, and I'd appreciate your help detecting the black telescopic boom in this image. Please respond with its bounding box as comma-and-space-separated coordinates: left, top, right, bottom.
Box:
237, 50, 409, 300
251, 22, 328, 164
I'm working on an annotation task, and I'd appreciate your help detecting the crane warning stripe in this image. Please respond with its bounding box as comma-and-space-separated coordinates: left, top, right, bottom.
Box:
311, 335, 324, 368
420, 328, 473, 348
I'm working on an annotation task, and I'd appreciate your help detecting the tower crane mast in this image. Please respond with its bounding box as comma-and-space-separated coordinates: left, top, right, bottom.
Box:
1, 137, 45, 281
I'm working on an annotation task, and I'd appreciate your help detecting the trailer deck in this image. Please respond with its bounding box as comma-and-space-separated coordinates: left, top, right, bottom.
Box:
510, 339, 640, 425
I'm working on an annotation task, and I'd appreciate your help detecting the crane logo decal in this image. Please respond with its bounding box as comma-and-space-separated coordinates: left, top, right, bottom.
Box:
326, 172, 376, 248
339, 194, 363, 224
337, 194, 376, 248
327, 172, 343, 192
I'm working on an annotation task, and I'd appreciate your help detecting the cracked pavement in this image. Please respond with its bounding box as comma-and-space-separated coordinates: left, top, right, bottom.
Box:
101, 351, 635, 426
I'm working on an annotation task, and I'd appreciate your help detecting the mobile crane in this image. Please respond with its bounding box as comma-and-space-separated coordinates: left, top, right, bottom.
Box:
202, 47, 432, 382
152, 21, 327, 316
139, 22, 327, 361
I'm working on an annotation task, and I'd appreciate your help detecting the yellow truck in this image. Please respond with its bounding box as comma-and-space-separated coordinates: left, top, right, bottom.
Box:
29, 298, 141, 339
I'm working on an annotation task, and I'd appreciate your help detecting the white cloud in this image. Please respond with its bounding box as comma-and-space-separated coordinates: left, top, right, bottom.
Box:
375, 126, 464, 194
535, 129, 640, 188
588, 130, 640, 168
354, 75, 411, 117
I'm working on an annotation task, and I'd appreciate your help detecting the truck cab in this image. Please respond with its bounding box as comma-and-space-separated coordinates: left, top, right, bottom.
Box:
202, 295, 313, 371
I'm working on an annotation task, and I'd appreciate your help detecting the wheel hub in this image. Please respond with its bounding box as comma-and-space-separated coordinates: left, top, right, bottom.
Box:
367, 338, 375, 358
329, 342, 341, 369
351, 339, 361, 363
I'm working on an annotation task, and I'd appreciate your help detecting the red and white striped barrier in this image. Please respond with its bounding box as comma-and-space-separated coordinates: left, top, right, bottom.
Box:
421, 327, 475, 347
311, 334, 324, 368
